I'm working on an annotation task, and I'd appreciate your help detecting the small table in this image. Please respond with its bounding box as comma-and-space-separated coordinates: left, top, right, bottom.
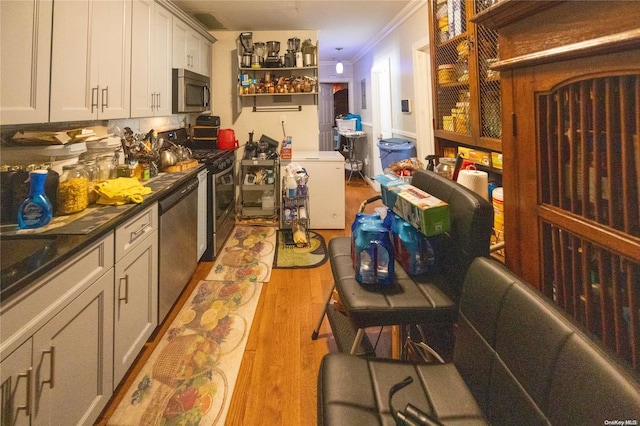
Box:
338, 130, 366, 184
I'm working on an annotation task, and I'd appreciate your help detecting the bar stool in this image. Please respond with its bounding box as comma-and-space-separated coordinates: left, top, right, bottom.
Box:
312, 169, 494, 357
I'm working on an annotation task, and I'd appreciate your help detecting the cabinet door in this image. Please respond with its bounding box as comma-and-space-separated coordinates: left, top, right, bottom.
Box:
173, 18, 202, 71
50, 0, 130, 122
130, 0, 154, 118
32, 269, 114, 426
0, 341, 32, 426
92, 0, 131, 120
153, 4, 173, 116
131, 0, 172, 118
113, 230, 158, 386
0, 0, 52, 125
200, 39, 212, 77
186, 30, 201, 71
50, 0, 95, 122
172, 18, 189, 69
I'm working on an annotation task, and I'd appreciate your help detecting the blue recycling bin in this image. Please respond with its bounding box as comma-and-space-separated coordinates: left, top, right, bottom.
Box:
377, 138, 416, 170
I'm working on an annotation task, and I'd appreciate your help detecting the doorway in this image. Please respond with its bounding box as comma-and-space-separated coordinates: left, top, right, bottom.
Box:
318, 83, 349, 151
371, 58, 392, 177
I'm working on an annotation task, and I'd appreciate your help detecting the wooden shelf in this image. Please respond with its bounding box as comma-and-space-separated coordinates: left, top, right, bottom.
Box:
470, 0, 563, 30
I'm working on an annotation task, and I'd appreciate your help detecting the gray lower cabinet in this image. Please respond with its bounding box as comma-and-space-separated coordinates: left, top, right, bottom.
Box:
113, 203, 158, 387
32, 270, 114, 425
0, 340, 31, 426
1, 203, 160, 424
0, 234, 115, 426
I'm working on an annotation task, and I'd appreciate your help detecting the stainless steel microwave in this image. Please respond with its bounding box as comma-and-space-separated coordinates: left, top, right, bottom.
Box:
172, 68, 210, 113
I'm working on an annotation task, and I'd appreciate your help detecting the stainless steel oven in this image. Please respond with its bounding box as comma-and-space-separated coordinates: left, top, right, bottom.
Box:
160, 128, 236, 261
207, 154, 236, 260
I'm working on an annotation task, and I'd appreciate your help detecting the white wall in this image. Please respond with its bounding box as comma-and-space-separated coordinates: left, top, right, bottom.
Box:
350, 2, 430, 177
210, 30, 320, 154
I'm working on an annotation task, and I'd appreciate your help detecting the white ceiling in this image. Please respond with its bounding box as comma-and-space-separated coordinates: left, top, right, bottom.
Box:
171, 0, 414, 63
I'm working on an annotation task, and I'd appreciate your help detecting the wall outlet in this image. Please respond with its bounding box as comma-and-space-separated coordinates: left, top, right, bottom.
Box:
280, 115, 286, 124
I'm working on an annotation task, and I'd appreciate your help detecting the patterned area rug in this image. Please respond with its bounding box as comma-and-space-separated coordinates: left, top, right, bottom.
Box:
108, 226, 276, 425
273, 230, 328, 269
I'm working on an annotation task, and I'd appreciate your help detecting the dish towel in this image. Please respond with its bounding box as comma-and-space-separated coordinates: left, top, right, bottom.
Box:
95, 177, 152, 205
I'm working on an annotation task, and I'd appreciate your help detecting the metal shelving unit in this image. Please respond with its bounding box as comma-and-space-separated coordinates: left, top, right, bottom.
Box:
238, 158, 279, 219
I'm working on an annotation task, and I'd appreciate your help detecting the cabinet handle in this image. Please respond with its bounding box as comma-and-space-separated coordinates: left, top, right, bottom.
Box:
156, 92, 161, 109
17, 368, 32, 416
41, 346, 55, 389
91, 87, 99, 113
101, 86, 109, 112
130, 222, 150, 243
118, 275, 129, 304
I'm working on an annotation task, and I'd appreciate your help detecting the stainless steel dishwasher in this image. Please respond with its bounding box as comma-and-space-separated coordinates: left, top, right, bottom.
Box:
158, 176, 199, 322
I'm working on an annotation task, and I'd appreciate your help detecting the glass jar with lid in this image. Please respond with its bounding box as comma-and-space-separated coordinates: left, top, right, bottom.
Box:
96, 154, 116, 182
79, 159, 98, 204
435, 157, 456, 180
57, 164, 89, 215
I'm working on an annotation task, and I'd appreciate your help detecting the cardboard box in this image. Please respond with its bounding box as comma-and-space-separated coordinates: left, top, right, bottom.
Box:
468, 149, 491, 167
376, 173, 410, 208
375, 174, 450, 236
491, 152, 503, 170
280, 147, 292, 159
457, 146, 471, 159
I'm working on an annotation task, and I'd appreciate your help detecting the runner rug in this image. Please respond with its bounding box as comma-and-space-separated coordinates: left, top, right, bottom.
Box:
108, 226, 276, 425
273, 230, 328, 269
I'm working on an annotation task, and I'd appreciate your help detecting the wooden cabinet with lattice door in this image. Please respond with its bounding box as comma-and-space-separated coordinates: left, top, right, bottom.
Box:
479, 0, 640, 372
428, 0, 502, 165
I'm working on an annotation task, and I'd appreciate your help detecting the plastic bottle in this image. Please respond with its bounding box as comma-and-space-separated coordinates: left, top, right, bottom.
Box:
355, 222, 394, 286
350, 212, 382, 266
397, 220, 434, 275
18, 169, 53, 229
285, 173, 297, 198
261, 190, 274, 211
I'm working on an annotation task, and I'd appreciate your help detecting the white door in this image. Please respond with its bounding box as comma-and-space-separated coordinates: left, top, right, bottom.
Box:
154, 4, 173, 115
93, 0, 131, 120
32, 271, 114, 425
0, 341, 32, 426
318, 83, 335, 151
50, 0, 130, 122
0, 0, 52, 125
130, 0, 154, 118
113, 233, 158, 385
412, 38, 435, 162
50, 0, 95, 121
371, 58, 392, 177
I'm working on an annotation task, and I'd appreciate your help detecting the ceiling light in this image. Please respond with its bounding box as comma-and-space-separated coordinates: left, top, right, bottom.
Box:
335, 48, 343, 74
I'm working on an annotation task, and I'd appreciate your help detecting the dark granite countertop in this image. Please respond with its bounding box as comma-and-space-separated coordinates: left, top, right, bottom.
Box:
0, 165, 205, 302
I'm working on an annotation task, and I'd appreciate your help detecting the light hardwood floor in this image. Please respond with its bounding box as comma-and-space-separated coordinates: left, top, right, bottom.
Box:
97, 178, 381, 425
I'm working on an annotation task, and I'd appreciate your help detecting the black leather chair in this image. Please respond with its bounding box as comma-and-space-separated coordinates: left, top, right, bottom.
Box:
318, 257, 640, 425
312, 169, 494, 355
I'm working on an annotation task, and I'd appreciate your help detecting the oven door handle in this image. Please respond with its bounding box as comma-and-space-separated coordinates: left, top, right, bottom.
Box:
213, 162, 235, 177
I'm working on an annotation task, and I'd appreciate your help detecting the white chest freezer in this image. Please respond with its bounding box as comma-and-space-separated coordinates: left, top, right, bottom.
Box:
281, 151, 346, 229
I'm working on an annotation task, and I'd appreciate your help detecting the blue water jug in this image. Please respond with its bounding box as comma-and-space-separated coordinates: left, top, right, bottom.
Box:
355, 222, 394, 286
350, 212, 382, 266
397, 219, 435, 275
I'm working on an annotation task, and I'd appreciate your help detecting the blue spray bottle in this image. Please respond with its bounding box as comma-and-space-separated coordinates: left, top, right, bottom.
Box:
18, 170, 53, 229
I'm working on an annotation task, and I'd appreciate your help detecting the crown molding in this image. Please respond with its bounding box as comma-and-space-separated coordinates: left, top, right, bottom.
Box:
353, 0, 426, 62
156, 0, 217, 43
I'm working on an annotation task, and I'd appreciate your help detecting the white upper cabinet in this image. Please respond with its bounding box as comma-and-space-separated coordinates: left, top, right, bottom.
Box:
50, 0, 132, 122
131, 0, 172, 117
200, 38, 212, 77
0, 0, 53, 125
173, 18, 211, 77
